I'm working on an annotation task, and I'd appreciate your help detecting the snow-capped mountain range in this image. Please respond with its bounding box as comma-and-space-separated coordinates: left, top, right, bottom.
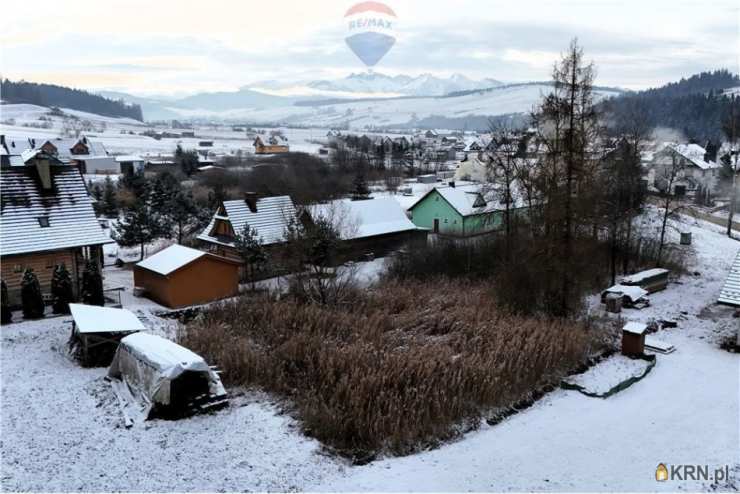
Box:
303, 72, 502, 97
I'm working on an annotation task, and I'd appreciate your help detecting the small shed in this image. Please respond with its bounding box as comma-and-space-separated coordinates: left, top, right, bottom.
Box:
68, 304, 145, 366
621, 268, 670, 293
622, 321, 648, 356
107, 332, 228, 420
134, 244, 241, 309
601, 284, 649, 308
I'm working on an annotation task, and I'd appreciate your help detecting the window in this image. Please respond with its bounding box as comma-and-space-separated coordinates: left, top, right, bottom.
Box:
37, 216, 50, 227
13, 264, 23, 273
444, 218, 448, 223
46, 258, 53, 269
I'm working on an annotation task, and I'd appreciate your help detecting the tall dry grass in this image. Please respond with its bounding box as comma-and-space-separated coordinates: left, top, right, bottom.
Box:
181, 279, 608, 457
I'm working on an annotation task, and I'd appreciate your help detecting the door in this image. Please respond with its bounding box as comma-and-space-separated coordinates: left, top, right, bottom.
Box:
433, 218, 439, 233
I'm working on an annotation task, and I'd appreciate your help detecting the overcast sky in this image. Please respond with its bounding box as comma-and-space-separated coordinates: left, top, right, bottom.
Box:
2, 0, 738, 96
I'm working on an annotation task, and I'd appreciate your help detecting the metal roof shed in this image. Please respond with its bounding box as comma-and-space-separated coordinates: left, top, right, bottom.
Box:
718, 250, 740, 307
68, 304, 145, 367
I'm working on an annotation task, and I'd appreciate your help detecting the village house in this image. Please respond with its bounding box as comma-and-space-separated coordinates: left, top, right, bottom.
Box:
0, 150, 113, 306
408, 183, 526, 236
197, 193, 298, 266
253, 135, 289, 154
304, 197, 426, 261
645, 143, 720, 197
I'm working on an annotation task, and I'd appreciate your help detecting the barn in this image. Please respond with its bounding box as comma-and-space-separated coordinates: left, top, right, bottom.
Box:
133, 244, 241, 309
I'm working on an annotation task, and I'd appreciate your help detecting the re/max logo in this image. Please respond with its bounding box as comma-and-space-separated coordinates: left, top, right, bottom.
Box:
656, 463, 731, 482
348, 18, 393, 30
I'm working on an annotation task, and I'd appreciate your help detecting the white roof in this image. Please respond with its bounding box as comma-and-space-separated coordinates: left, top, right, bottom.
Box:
309, 198, 417, 240
604, 284, 649, 303
621, 268, 669, 284
118, 332, 210, 376
69, 304, 146, 334
114, 155, 144, 162
663, 143, 718, 170
623, 321, 648, 335
198, 195, 297, 247
718, 250, 740, 307
411, 184, 520, 216
136, 244, 206, 275
0, 165, 114, 255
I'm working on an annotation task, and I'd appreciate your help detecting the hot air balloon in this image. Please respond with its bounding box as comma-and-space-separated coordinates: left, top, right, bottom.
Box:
344, 1, 397, 68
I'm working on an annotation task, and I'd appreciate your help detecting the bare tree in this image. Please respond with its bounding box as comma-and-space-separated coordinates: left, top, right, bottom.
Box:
655, 153, 685, 267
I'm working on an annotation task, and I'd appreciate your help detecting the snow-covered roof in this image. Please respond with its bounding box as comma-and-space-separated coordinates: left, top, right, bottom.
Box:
659, 143, 718, 170
198, 195, 297, 247
308, 198, 418, 240
0, 164, 114, 255
410, 184, 517, 216
603, 284, 649, 303
621, 268, 669, 285
623, 321, 648, 335
117, 332, 210, 376
114, 155, 144, 162
718, 250, 740, 307
136, 244, 206, 275
70, 304, 146, 334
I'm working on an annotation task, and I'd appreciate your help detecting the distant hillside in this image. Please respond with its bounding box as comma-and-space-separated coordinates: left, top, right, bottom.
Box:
601, 69, 740, 142
0, 79, 144, 121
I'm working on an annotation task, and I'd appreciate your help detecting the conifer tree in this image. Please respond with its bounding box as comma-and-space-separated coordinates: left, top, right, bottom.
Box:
1, 279, 12, 325
81, 260, 105, 306
21, 269, 45, 319
51, 264, 75, 314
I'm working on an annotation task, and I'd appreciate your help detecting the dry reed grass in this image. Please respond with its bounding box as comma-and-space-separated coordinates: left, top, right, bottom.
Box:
180, 278, 608, 457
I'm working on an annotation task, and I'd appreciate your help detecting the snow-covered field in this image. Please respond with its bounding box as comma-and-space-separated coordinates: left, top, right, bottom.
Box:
1, 215, 738, 492
0, 103, 346, 157
178, 84, 620, 129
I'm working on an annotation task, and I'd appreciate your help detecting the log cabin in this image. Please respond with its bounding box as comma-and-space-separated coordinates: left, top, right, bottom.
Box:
0, 150, 113, 307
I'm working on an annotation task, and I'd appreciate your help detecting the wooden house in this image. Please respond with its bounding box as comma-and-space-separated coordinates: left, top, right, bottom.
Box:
197, 193, 298, 264
253, 135, 289, 154
0, 151, 113, 306
134, 244, 241, 308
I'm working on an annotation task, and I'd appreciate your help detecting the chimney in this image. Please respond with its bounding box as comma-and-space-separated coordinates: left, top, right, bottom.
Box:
36, 159, 53, 190
244, 192, 258, 213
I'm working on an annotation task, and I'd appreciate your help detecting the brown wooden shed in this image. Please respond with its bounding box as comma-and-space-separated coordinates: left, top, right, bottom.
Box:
622, 321, 648, 356
134, 244, 241, 309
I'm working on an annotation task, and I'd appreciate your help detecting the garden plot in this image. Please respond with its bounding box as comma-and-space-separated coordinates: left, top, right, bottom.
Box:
564, 355, 653, 396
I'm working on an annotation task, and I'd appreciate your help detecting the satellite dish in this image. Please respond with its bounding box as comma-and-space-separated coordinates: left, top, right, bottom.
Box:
344, 1, 397, 68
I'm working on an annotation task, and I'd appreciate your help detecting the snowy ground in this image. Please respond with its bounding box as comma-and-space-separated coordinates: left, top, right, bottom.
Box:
1, 214, 738, 492
565, 354, 652, 395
